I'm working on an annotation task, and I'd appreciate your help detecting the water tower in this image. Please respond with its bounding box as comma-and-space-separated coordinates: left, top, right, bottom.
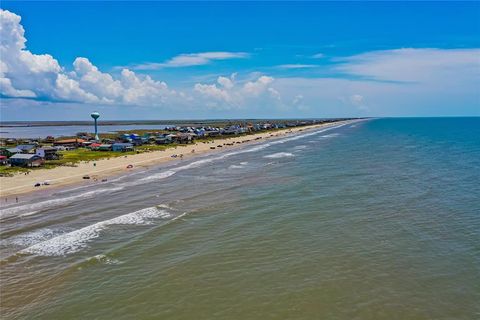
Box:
91, 111, 100, 140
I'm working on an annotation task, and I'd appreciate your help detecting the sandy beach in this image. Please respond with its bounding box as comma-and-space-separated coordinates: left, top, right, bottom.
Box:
0, 121, 348, 198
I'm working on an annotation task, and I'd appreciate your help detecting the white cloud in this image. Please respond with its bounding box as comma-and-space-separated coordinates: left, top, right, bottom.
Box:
217, 74, 235, 89
242, 76, 274, 96
0, 9, 66, 100
292, 94, 303, 105
275, 64, 317, 69
349, 94, 369, 111
0, 9, 267, 111
0, 9, 180, 106
132, 51, 249, 70
2, 8, 478, 118
312, 53, 325, 59
336, 48, 480, 83
194, 74, 282, 109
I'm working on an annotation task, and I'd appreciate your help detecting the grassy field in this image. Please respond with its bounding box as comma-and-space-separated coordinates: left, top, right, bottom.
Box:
0, 148, 137, 176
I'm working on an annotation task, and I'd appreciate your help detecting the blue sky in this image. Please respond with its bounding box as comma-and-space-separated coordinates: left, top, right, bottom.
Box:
0, 1, 479, 120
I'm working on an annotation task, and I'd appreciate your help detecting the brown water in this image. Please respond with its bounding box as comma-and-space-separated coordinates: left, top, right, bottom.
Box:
1, 118, 479, 319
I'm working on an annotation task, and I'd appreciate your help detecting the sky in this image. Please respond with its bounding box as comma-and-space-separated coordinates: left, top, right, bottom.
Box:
0, 1, 479, 121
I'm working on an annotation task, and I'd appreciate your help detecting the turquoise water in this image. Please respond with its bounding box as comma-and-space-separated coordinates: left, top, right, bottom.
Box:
1, 118, 479, 319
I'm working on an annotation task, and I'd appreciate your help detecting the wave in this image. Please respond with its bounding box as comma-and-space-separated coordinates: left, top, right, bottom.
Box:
121, 170, 176, 186
2, 122, 350, 220
228, 161, 249, 169
264, 152, 295, 159
0, 187, 124, 219
3, 228, 67, 248
20, 206, 172, 257
293, 145, 307, 150
321, 133, 340, 138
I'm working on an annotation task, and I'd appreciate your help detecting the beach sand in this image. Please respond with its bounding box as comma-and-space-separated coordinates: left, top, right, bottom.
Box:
0, 122, 346, 197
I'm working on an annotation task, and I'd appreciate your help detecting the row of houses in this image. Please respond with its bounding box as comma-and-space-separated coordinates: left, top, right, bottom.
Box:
0, 119, 349, 167
0, 145, 62, 167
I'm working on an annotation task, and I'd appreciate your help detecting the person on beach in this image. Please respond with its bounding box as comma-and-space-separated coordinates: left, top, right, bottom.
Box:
15, 197, 18, 203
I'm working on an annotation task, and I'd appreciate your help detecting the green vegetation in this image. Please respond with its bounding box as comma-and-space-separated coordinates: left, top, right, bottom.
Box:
0, 121, 330, 176
0, 166, 30, 176
49, 148, 136, 166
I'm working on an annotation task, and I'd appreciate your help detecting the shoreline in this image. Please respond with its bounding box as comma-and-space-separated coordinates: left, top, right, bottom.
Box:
0, 121, 351, 198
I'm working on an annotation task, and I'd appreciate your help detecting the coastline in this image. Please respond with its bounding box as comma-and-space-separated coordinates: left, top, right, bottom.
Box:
0, 121, 351, 198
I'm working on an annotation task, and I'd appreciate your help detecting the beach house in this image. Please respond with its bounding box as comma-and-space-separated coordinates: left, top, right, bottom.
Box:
98, 144, 113, 151
53, 138, 86, 148
16, 144, 36, 153
35, 147, 61, 160
1, 147, 22, 158
155, 134, 173, 145
174, 133, 196, 144
112, 143, 134, 152
9, 154, 45, 167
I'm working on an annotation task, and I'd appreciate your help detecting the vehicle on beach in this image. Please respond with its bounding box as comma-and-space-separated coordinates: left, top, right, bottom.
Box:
82, 175, 90, 179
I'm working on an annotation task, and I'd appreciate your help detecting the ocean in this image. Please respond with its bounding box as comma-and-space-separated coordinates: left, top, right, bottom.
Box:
0, 118, 479, 319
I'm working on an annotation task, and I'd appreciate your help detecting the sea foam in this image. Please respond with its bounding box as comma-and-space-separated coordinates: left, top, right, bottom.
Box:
0, 187, 124, 219
3, 123, 349, 219
264, 152, 295, 159
21, 206, 171, 256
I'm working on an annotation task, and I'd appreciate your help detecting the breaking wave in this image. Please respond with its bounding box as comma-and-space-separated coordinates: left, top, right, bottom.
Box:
0, 187, 124, 219
1, 122, 351, 220
264, 152, 295, 159
20, 206, 171, 256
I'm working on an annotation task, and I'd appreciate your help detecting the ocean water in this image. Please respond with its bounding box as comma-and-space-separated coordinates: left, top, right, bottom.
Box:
0, 118, 479, 319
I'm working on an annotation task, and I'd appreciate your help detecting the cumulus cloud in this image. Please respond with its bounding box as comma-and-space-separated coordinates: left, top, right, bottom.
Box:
0, 9, 280, 111
243, 76, 274, 96
2, 8, 478, 118
194, 74, 282, 109
131, 51, 249, 70
0, 9, 179, 106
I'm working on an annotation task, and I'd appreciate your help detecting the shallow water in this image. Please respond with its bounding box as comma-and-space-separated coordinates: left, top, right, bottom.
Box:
1, 118, 479, 319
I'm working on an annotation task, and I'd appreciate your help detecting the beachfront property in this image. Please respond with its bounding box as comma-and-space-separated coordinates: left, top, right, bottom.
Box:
16, 144, 37, 153
0, 118, 353, 172
8, 153, 45, 167
112, 143, 134, 152
53, 138, 86, 148
2, 147, 22, 157
35, 147, 61, 160
97, 144, 113, 151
